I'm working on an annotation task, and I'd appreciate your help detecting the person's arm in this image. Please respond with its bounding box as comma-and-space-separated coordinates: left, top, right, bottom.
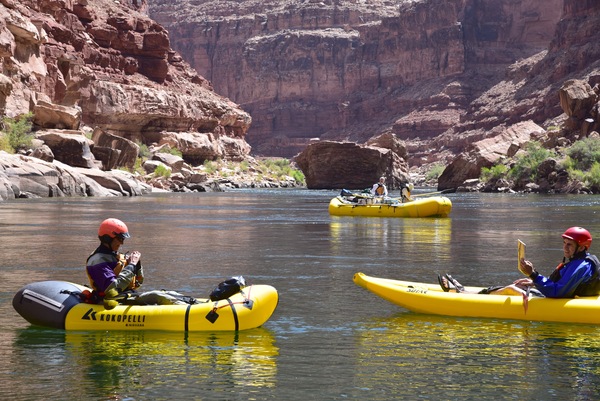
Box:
530, 259, 593, 298
109, 251, 142, 292
134, 262, 144, 287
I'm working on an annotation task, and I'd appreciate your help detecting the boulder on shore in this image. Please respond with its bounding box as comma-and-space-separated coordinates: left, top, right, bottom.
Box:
0, 151, 151, 201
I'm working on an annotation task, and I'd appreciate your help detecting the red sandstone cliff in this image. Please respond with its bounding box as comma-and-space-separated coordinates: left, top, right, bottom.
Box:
1, 0, 251, 164
148, 0, 599, 169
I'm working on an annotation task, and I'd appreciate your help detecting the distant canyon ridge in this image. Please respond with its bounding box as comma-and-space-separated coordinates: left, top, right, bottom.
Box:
1, 0, 599, 200
148, 0, 600, 174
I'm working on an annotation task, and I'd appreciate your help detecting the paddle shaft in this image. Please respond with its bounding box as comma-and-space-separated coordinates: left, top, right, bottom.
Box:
411, 189, 454, 197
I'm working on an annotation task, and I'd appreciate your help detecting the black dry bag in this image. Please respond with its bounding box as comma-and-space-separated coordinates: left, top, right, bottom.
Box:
209, 276, 246, 301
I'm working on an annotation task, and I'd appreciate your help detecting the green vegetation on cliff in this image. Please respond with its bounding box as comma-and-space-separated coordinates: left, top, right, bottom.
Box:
203, 158, 305, 185
508, 142, 556, 182
0, 113, 34, 153
480, 138, 600, 192
563, 137, 600, 189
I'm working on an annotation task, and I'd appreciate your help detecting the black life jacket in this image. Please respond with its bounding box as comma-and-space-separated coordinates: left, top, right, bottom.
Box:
85, 244, 121, 297
375, 184, 385, 195
573, 254, 600, 297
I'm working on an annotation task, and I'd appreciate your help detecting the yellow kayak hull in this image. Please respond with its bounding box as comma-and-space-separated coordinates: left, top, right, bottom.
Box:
353, 272, 600, 324
329, 196, 452, 217
14, 281, 278, 331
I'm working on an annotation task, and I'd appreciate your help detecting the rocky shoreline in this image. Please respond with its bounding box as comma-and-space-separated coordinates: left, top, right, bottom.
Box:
0, 150, 305, 201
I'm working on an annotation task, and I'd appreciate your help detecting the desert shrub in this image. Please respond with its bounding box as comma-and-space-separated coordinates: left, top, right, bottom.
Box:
199, 157, 305, 185
132, 157, 145, 175
1, 113, 34, 153
480, 164, 508, 182
587, 162, 600, 188
0, 132, 9, 152
508, 142, 555, 181
261, 158, 303, 181
291, 169, 305, 184
425, 163, 445, 181
137, 142, 151, 159
561, 138, 600, 189
564, 137, 600, 171
568, 161, 600, 188
154, 164, 171, 178
203, 160, 218, 174
163, 146, 182, 157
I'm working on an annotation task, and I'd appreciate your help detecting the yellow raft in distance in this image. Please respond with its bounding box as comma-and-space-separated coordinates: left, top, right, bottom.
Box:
329, 196, 452, 218
353, 272, 600, 325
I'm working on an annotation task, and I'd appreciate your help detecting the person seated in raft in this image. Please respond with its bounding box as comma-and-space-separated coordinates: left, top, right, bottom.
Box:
86, 218, 194, 309
401, 183, 414, 203
371, 176, 388, 197
438, 227, 600, 298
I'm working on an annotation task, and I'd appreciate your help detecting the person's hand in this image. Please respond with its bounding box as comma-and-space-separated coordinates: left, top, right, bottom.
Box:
519, 258, 534, 276
513, 277, 533, 286
127, 251, 141, 265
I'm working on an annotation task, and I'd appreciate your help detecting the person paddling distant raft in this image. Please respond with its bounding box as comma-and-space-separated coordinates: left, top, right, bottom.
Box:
86, 218, 195, 309
371, 176, 388, 197
401, 183, 414, 203
439, 227, 600, 298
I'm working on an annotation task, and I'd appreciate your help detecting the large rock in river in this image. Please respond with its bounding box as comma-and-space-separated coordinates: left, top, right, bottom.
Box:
294, 135, 409, 190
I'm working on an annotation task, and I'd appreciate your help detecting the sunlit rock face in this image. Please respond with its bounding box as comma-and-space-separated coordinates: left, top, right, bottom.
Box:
1, 0, 252, 165
149, 0, 581, 164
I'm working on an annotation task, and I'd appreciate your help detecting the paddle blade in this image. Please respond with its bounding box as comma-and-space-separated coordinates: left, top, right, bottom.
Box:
517, 240, 527, 275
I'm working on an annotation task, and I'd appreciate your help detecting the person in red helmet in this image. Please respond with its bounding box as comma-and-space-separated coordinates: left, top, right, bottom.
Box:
518, 227, 600, 298
86, 218, 192, 309
439, 227, 600, 298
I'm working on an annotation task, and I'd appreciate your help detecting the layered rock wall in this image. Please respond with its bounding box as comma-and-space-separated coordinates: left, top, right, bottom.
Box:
1, 0, 252, 164
0, 0, 270, 200
149, 0, 565, 159
151, 0, 467, 156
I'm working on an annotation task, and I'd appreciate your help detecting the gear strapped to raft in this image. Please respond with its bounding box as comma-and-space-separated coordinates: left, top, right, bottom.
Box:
205, 283, 253, 323
209, 276, 246, 301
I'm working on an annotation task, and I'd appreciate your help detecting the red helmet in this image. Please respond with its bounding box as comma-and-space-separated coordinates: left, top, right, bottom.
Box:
562, 227, 592, 249
98, 218, 131, 241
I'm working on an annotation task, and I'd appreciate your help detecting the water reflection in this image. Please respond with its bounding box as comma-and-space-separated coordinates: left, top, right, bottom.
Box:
328, 217, 453, 275
12, 327, 278, 399
354, 313, 600, 399
329, 217, 451, 248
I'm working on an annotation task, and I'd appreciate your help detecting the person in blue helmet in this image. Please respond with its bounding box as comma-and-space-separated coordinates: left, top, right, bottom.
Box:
440, 227, 600, 298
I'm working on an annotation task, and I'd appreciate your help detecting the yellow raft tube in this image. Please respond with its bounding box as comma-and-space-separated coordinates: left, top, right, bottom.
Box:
329, 196, 452, 218
353, 272, 600, 325
13, 280, 278, 331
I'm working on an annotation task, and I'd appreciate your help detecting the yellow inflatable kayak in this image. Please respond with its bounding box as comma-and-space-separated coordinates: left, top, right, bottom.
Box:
353, 272, 600, 324
13, 280, 278, 331
329, 196, 452, 217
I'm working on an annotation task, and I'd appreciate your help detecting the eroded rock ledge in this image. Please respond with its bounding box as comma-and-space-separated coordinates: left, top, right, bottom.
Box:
0, 0, 262, 200
0, 151, 150, 200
